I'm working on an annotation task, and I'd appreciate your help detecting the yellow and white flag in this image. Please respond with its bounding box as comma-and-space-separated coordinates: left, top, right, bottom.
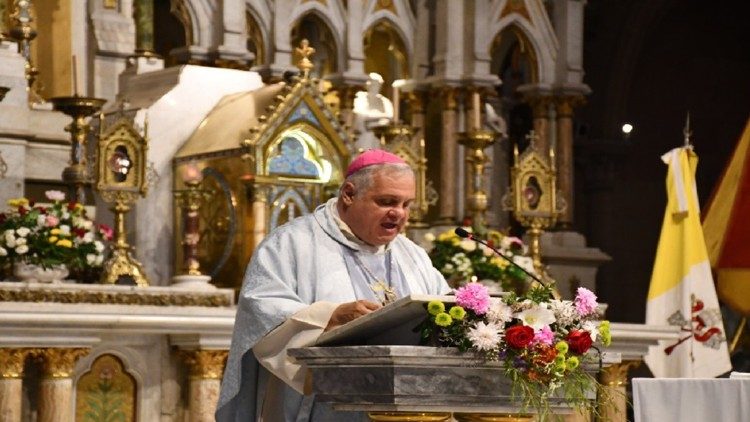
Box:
645, 147, 732, 378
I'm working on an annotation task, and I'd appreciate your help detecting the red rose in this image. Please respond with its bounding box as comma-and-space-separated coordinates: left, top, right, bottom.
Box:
505, 325, 535, 349
67, 201, 77, 211
567, 330, 593, 354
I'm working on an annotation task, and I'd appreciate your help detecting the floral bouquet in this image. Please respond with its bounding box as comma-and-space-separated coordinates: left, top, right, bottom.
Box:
425, 226, 536, 290
418, 282, 611, 417
0, 191, 112, 280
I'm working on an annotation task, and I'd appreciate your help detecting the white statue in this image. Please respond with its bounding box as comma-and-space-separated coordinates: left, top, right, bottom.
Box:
484, 102, 507, 136
352, 73, 394, 151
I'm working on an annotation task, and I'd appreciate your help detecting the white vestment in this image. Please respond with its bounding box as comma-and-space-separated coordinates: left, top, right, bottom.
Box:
216, 198, 449, 421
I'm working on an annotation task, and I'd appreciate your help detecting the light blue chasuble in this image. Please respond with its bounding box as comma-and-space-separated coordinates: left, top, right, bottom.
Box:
216, 198, 450, 422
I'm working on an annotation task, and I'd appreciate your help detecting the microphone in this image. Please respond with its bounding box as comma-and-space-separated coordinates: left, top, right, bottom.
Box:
454, 227, 545, 286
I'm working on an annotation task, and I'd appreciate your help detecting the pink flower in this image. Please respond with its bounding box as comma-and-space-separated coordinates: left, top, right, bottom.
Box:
454, 282, 490, 315
45, 215, 59, 227
98, 223, 113, 241
533, 325, 555, 346
574, 287, 598, 316
44, 190, 66, 201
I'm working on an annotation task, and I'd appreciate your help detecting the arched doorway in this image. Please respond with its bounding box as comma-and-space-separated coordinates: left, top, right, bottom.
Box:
290, 13, 338, 78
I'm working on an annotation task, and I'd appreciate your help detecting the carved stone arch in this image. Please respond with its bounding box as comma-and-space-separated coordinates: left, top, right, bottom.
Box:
363, 19, 411, 95
179, 0, 217, 48
246, 0, 272, 66
488, 13, 556, 85
74, 348, 146, 422
490, 24, 539, 84
362, 1, 416, 62
290, 11, 342, 76
288, 2, 346, 74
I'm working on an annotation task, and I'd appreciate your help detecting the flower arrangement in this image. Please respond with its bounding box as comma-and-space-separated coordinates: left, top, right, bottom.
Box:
0, 191, 111, 278
418, 282, 611, 417
425, 226, 535, 290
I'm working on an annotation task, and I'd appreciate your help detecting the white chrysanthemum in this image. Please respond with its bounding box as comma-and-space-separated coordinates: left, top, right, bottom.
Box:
459, 239, 477, 252
423, 232, 436, 242
86, 254, 97, 265
15, 237, 26, 246
5, 234, 16, 248
517, 304, 556, 330
582, 320, 599, 342
16, 227, 30, 237
512, 256, 535, 274
82, 232, 94, 243
36, 215, 46, 227
4, 229, 14, 237
0, 247, 6, 256
487, 299, 514, 324
467, 321, 503, 351
15, 244, 28, 254
94, 255, 104, 265
94, 241, 105, 252
549, 300, 578, 327
61, 211, 70, 220
59, 225, 71, 236
82, 220, 93, 230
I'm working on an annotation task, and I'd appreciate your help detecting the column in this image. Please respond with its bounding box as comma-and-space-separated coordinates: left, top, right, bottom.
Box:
133, 0, 155, 55
599, 361, 640, 422
181, 350, 228, 422
38, 348, 89, 422
554, 95, 584, 228
524, 94, 552, 154
438, 86, 459, 224
409, 90, 426, 149
251, 185, 270, 249
0, 349, 31, 422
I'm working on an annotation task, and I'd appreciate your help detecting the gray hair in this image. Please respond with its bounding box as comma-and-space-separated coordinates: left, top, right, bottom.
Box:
340, 163, 414, 197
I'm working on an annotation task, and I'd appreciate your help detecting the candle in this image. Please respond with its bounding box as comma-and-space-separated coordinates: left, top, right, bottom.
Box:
392, 84, 400, 123
472, 91, 481, 130
182, 163, 203, 183
72, 55, 78, 96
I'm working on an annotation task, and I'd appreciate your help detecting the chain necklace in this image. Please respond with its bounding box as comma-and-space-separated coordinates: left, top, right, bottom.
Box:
352, 251, 397, 305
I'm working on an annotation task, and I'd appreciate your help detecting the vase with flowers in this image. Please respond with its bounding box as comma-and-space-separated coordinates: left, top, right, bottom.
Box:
418, 282, 612, 418
425, 225, 537, 292
0, 190, 112, 283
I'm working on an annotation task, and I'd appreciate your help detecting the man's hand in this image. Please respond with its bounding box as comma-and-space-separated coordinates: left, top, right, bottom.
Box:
325, 300, 381, 331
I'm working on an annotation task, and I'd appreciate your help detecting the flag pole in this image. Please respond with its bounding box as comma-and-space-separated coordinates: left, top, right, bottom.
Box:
730, 317, 747, 354
683, 111, 693, 148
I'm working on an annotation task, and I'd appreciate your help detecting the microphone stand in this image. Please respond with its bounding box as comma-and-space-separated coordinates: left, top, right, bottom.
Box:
454, 227, 557, 295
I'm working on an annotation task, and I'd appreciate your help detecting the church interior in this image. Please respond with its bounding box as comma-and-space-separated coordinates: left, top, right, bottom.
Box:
1, 0, 749, 420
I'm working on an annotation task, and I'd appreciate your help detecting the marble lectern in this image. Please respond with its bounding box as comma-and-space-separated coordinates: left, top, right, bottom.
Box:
290, 295, 620, 422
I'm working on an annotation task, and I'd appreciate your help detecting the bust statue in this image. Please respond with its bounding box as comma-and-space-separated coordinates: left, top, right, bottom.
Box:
352, 73, 394, 151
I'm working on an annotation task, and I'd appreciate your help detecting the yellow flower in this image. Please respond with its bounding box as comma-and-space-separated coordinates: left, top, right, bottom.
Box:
8, 198, 28, 207
555, 341, 569, 355
490, 256, 509, 269
50, 228, 61, 235
427, 301, 445, 316
75, 203, 84, 211
566, 356, 580, 370
56, 239, 73, 248
449, 306, 466, 320
48, 236, 58, 243
435, 312, 453, 327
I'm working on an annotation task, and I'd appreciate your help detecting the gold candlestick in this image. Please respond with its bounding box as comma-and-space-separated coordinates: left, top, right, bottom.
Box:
49, 96, 107, 204
174, 176, 210, 276
458, 128, 496, 228
8, 0, 42, 103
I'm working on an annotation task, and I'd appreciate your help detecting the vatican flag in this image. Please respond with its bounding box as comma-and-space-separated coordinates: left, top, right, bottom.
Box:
644, 147, 732, 378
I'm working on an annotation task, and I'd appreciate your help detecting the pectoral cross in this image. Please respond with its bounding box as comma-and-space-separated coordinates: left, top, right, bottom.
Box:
370, 281, 397, 305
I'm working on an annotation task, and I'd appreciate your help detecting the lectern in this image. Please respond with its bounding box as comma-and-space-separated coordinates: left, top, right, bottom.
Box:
289, 295, 619, 422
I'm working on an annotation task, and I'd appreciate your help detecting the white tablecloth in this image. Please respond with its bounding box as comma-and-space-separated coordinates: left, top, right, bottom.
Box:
633, 378, 750, 421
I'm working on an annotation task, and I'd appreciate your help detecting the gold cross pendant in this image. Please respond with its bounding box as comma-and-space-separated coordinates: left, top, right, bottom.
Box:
371, 281, 397, 305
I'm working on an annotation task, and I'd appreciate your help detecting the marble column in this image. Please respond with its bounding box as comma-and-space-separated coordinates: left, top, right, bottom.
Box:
599, 361, 640, 422
438, 87, 459, 224
409, 90, 426, 148
133, 0, 155, 55
252, 184, 270, 249
554, 95, 584, 228
181, 350, 228, 422
0, 348, 31, 422
38, 348, 89, 422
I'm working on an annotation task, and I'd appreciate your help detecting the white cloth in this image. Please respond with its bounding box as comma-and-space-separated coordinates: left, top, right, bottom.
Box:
633, 378, 750, 421
216, 198, 449, 421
